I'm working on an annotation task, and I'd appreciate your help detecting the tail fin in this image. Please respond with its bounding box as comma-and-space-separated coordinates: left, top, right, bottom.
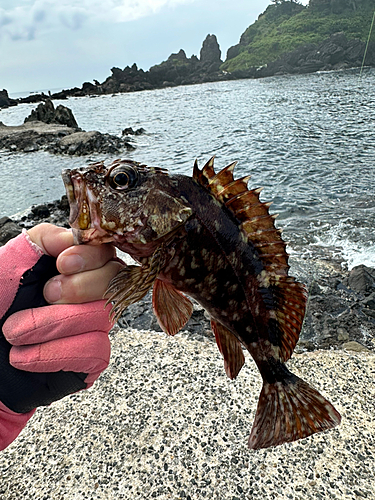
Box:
248, 377, 341, 450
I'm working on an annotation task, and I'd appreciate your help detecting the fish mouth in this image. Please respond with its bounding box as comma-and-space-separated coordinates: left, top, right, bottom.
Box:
62, 169, 91, 230
62, 169, 113, 245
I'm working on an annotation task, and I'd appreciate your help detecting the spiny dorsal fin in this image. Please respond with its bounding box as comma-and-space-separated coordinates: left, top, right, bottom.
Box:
193, 156, 215, 187
194, 158, 307, 363
208, 161, 237, 192
194, 158, 289, 275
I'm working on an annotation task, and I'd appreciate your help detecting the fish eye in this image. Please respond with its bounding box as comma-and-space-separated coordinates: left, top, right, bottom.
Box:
108, 166, 138, 190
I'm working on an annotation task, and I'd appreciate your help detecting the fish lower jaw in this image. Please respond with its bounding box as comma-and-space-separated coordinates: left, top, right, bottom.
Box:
72, 227, 114, 245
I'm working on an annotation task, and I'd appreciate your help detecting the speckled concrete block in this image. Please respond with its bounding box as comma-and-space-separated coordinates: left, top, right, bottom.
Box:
1, 326, 374, 500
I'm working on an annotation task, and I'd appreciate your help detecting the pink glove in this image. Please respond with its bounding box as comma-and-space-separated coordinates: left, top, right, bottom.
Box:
0, 231, 112, 451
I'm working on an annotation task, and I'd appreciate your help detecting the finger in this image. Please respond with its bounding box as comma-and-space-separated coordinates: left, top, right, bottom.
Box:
43, 261, 123, 304
9, 330, 111, 375
56, 243, 116, 275
3, 302, 113, 346
27, 223, 74, 257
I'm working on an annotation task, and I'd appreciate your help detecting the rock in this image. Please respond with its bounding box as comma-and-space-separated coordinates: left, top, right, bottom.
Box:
0, 218, 22, 246
342, 341, 371, 353
0, 121, 75, 153
118, 292, 214, 340
337, 328, 349, 341
253, 32, 372, 79
0, 111, 138, 156
363, 292, 375, 310
200, 34, 222, 66
122, 127, 146, 136
0, 89, 17, 109
24, 99, 79, 129
31, 204, 50, 219
346, 265, 375, 295
54, 130, 135, 155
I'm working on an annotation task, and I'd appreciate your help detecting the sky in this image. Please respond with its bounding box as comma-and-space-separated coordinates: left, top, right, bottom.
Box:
0, 0, 308, 95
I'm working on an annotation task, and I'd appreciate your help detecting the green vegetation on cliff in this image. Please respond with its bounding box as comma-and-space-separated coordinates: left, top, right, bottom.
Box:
222, 0, 374, 72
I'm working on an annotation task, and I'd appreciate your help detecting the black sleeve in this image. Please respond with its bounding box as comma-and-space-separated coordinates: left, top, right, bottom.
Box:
0, 255, 87, 414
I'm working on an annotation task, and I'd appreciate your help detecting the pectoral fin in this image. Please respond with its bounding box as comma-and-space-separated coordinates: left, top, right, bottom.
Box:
105, 247, 163, 321
211, 320, 245, 380
152, 279, 193, 336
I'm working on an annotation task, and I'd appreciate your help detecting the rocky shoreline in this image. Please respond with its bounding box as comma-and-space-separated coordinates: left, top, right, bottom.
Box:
1, 32, 373, 111
0, 100, 139, 155
0, 197, 373, 354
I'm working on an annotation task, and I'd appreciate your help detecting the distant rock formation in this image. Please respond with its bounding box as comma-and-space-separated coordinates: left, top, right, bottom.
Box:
0, 89, 17, 109
200, 34, 222, 68
24, 99, 79, 129
16, 34, 230, 103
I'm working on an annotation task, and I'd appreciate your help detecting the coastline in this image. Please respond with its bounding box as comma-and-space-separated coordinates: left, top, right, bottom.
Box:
0, 326, 374, 499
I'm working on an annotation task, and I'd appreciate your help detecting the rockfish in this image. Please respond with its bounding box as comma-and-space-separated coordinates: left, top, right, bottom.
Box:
62, 157, 341, 449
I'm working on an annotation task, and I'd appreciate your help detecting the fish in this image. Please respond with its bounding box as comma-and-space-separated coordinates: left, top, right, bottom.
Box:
62, 157, 341, 449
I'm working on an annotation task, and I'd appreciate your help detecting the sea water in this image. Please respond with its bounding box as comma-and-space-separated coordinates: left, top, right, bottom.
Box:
0, 68, 374, 270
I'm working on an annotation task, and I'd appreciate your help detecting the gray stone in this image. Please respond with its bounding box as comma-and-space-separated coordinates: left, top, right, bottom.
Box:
24, 99, 79, 129
347, 265, 375, 295
342, 341, 371, 353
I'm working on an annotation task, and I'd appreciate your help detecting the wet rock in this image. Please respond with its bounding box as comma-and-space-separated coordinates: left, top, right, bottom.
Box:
363, 293, 375, 310
0, 217, 22, 245
118, 292, 214, 340
346, 265, 375, 295
31, 204, 51, 219
122, 127, 146, 136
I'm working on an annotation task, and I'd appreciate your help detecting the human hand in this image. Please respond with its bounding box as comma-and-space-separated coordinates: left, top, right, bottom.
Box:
27, 223, 121, 305
0, 223, 122, 450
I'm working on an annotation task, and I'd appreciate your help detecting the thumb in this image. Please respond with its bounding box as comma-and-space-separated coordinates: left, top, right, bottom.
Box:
27, 223, 74, 257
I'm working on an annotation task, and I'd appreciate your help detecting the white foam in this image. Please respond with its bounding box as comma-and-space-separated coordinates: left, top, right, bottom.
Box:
311, 221, 375, 270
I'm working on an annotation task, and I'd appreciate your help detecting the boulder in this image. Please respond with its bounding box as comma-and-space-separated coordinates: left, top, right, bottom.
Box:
24, 99, 79, 129
346, 265, 375, 295
0, 217, 22, 246
0, 89, 17, 109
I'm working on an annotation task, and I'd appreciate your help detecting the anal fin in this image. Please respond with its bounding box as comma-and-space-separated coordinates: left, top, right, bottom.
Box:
152, 279, 193, 336
211, 320, 245, 380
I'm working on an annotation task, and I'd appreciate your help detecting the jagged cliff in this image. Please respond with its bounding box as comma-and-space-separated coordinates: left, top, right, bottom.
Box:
223, 0, 375, 74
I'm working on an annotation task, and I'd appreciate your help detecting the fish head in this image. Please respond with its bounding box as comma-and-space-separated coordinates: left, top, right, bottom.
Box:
62, 159, 192, 251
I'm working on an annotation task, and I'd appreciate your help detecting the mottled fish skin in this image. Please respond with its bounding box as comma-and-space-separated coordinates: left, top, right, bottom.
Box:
62, 158, 341, 450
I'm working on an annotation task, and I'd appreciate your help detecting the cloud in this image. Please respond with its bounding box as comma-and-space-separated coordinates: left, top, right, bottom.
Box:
0, 0, 196, 41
